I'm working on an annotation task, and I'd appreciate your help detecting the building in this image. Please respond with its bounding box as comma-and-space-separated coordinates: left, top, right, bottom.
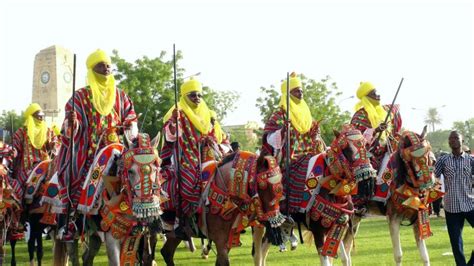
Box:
32, 45, 74, 126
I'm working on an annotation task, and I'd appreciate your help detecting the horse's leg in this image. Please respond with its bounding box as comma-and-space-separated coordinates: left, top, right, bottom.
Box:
36, 230, 44, 266
338, 241, 350, 266
312, 226, 331, 266
160, 235, 181, 266
82, 233, 102, 266
27, 232, 36, 266
201, 238, 210, 259
413, 223, 430, 266
53, 238, 68, 266
0, 229, 5, 266
388, 215, 403, 266
10, 239, 17, 266
65, 239, 80, 266
252, 226, 264, 266
142, 232, 158, 266
104, 231, 120, 266
343, 215, 361, 257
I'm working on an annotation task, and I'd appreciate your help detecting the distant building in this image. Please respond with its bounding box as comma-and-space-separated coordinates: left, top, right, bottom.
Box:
32, 45, 74, 126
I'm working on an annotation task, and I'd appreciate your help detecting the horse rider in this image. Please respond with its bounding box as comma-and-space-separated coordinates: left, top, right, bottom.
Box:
161, 77, 216, 240
350, 81, 402, 170
43, 49, 137, 260
261, 72, 325, 249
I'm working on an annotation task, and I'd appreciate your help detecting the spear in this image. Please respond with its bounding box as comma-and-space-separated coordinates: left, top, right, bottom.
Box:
285, 72, 291, 217
172, 44, 183, 225
372, 77, 404, 149
65, 54, 76, 234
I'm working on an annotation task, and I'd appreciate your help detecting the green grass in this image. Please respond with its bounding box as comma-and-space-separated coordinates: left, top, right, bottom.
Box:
4, 216, 473, 265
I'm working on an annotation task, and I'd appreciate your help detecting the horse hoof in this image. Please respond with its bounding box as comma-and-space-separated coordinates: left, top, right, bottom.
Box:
201, 253, 209, 259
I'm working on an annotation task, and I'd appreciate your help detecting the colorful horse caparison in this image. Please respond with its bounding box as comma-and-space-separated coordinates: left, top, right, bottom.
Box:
343, 127, 442, 266
0, 142, 22, 265
253, 124, 377, 266
160, 150, 285, 266
77, 132, 163, 266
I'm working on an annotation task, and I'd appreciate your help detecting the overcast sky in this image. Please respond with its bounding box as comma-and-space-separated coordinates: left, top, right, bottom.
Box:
0, 0, 472, 132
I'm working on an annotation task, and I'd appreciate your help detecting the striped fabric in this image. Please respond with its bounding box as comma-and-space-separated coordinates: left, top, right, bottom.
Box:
435, 152, 474, 213
160, 110, 205, 215
12, 127, 53, 198
262, 108, 324, 212
55, 87, 136, 211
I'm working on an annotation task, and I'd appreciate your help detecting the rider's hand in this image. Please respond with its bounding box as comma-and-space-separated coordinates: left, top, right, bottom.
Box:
375, 122, 387, 133
172, 108, 180, 122
67, 111, 78, 124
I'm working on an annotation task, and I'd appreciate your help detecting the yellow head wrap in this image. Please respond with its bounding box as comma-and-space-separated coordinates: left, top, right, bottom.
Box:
210, 110, 224, 144
24, 103, 48, 149
86, 49, 116, 116
354, 82, 389, 140
163, 78, 211, 134
279, 72, 312, 134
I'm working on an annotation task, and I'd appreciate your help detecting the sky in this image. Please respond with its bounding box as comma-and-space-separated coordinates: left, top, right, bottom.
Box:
0, 0, 473, 132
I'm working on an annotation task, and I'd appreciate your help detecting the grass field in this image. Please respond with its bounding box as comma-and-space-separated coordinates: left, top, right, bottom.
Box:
4, 216, 473, 265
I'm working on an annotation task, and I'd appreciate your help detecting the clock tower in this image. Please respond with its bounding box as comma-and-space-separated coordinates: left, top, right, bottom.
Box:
32, 45, 74, 127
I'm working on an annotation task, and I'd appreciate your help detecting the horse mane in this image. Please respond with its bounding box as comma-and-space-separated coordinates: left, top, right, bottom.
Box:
392, 133, 421, 187
218, 152, 237, 167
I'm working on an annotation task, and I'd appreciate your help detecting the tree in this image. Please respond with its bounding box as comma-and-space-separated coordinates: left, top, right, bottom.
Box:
111, 50, 239, 136
0, 110, 23, 143
452, 118, 474, 150
426, 130, 451, 154
255, 74, 351, 144
424, 107, 442, 132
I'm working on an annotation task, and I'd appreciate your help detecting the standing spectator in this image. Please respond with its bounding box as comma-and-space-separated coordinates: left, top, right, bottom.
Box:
435, 131, 474, 266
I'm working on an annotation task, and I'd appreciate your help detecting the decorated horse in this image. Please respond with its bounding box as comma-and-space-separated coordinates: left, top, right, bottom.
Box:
159, 146, 286, 266
343, 127, 443, 266
253, 124, 377, 266
0, 141, 23, 265
74, 131, 163, 266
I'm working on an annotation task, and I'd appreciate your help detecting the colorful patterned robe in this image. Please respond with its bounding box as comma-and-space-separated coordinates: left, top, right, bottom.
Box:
351, 104, 402, 170
12, 127, 54, 198
262, 108, 325, 212
160, 110, 214, 216
52, 87, 136, 212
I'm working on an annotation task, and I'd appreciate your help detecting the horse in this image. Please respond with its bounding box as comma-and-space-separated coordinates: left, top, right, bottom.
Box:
76, 131, 163, 266
343, 127, 442, 266
0, 141, 23, 265
253, 124, 377, 266
159, 149, 285, 266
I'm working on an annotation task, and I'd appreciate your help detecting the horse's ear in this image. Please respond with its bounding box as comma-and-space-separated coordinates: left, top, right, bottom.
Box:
151, 132, 161, 150
124, 131, 133, 149
333, 129, 340, 138
421, 125, 428, 139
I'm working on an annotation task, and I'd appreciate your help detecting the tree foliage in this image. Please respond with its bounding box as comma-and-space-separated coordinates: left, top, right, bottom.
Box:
424, 107, 442, 132
111, 50, 239, 136
0, 110, 23, 142
452, 117, 474, 150
255, 74, 351, 143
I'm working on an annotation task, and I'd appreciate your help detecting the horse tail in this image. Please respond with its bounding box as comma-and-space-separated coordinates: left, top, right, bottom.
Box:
53, 238, 68, 266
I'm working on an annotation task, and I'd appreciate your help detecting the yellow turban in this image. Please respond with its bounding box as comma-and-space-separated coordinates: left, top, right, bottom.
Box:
180, 78, 203, 95
354, 81, 388, 140
356, 82, 375, 99
210, 110, 224, 144
163, 78, 211, 134
24, 103, 48, 149
279, 72, 312, 134
86, 49, 116, 116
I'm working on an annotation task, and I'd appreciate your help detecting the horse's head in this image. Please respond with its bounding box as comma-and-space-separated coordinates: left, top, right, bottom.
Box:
397, 126, 435, 190
327, 124, 376, 186
252, 154, 286, 245
119, 133, 162, 222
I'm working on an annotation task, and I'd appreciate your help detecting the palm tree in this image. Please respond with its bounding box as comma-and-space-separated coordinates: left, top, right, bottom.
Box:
424, 107, 442, 132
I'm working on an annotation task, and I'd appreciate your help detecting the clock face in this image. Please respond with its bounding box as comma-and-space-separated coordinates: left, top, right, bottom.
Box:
63, 72, 72, 83
41, 71, 50, 84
